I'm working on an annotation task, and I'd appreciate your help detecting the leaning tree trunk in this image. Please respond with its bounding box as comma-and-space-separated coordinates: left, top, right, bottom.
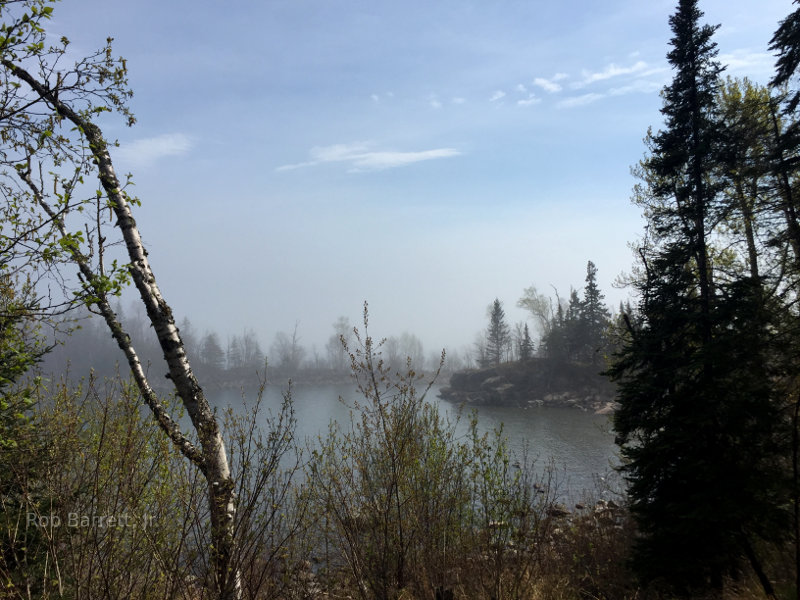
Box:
3, 60, 242, 600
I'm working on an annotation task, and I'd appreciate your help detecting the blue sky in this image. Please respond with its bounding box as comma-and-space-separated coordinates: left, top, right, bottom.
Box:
46, 0, 793, 362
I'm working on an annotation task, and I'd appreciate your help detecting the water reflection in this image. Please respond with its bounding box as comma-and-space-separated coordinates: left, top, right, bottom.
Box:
211, 382, 620, 498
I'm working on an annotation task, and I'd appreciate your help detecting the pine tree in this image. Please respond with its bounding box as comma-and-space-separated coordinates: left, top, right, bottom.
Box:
563, 289, 583, 361
518, 323, 534, 361
580, 261, 611, 365
485, 299, 510, 366
611, 1, 790, 595
199, 332, 226, 375
770, 1, 800, 112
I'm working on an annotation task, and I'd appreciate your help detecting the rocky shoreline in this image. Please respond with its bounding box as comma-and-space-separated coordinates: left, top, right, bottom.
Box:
437, 358, 617, 414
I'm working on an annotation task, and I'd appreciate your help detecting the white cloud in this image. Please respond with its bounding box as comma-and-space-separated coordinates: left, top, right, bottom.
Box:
517, 96, 541, 107
114, 133, 192, 168
719, 50, 773, 74
575, 60, 649, 87
310, 143, 371, 163
348, 149, 461, 171
370, 92, 395, 103
489, 90, 506, 102
452, 97, 466, 105
557, 93, 605, 108
516, 83, 528, 93
608, 78, 664, 96
429, 93, 442, 109
532, 77, 563, 93
276, 142, 461, 173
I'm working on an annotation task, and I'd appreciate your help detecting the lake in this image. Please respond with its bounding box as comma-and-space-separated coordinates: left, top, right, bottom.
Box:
212, 382, 621, 501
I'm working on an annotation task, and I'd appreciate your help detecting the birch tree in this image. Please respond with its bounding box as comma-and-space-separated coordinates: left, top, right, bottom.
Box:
0, 2, 241, 597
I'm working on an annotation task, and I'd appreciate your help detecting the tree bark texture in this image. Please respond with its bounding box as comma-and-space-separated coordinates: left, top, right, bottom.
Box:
3, 59, 242, 599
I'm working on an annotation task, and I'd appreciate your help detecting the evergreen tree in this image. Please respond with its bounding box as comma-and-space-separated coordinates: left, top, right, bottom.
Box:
563, 289, 583, 361
611, 2, 789, 595
770, 1, 800, 112
227, 335, 244, 369
518, 323, 534, 361
580, 261, 611, 365
485, 299, 510, 366
541, 297, 566, 360
199, 332, 226, 375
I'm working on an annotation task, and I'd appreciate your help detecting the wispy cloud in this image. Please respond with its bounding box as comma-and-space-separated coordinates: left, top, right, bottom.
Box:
370, 91, 395, 103
574, 60, 649, 88
511, 83, 540, 106
276, 142, 461, 173
557, 93, 605, 109
452, 97, 466, 105
532, 76, 563, 93
489, 90, 506, 102
719, 50, 773, 74
517, 96, 541, 107
114, 133, 192, 168
608, 78, 664, 96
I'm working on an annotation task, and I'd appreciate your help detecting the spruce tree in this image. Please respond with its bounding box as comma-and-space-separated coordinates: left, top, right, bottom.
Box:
519, 323, 534, 361
770, 1, 800, 112
485, 299, 511, 366
580, 261, 610, 365
611, 1, 790, 595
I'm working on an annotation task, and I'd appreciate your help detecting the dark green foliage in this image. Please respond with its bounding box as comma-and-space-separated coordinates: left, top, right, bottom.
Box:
0, 277, 50, 593
613, 271, 791, 592
537, 262, 611, 365
580, 261, 611, 365
612, 1, 793, 595
771, 0, 800, 112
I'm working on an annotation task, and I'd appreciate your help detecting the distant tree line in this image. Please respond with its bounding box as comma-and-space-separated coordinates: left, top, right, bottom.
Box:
39, 307, 459, 385
473, 260, 615, 370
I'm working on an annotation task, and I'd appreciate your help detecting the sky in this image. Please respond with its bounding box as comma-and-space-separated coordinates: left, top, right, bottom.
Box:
42, 0, 794, 361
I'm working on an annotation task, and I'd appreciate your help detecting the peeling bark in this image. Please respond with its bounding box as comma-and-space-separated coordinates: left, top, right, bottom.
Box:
3, 59, 242, 599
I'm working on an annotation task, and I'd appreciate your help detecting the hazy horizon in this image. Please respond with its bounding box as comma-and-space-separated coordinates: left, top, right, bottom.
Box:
43, 0, 791, 358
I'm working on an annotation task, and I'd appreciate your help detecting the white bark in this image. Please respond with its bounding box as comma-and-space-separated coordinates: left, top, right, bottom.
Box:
4, 60, 242, 599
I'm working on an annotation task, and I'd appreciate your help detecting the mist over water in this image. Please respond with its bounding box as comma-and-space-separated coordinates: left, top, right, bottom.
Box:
212, 382, 619, 499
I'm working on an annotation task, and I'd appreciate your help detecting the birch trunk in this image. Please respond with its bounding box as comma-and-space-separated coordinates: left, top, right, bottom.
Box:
3, 60, 242, 600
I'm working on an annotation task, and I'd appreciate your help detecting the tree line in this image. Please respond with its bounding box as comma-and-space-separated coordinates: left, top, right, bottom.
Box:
474, 260, 615, 369
39, 306, 447, 384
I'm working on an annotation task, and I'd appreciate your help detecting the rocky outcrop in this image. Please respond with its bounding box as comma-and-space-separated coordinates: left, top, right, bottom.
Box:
438, 358, 617, 413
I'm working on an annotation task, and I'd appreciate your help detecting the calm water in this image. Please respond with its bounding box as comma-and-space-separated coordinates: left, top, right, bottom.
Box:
212, 382, 620, 499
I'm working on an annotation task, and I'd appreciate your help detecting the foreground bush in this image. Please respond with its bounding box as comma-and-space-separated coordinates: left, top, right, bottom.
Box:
307, 307, 566, 600
5, 320, 791, 598
0, 374, 304, 599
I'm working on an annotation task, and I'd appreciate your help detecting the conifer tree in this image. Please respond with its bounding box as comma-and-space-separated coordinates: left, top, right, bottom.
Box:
611, 1, 789, 595
580, 261, 610, 365
485, 299, 511, 366
519, 323, 534, 361
770, 0, 800, 112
